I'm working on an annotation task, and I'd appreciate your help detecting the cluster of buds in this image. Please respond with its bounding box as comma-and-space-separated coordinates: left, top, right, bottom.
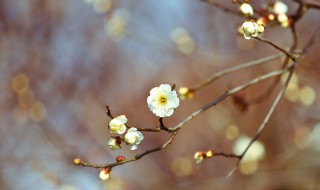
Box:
107, 115, 144, 150
259, 1, 290, 28
193, 150, 214, 164
240, 20, 265, 40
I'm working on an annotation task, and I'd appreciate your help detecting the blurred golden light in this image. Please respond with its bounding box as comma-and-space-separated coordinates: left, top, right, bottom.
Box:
17, 87, 34, 108
294, 126, 311, 149
171, 157, 194, 177
93, 0, 112, 14
281, 73, 298, 85
29, 101, 47, 122
225, 124, 239, 140
11, 73, 30, 94
103, 174, 125, 190
284, 84, 300, 102
171, 27, 195, 54
299, 86, 316, 106
105, 10, 129, 41
239, 161, 258, 175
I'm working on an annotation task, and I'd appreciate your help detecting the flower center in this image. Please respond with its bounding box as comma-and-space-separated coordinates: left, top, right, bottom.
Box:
158, 95, 167, 105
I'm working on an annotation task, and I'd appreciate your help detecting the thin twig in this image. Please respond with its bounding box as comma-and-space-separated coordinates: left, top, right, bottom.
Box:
227, 25, 320, 178
106, 105, 161, 132
189, 53, 284, 92
77, 129, 180, 169
253, 37, 297, 61
169, 68, 288, 131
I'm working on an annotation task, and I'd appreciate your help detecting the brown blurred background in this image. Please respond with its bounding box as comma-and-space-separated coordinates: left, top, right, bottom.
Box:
1, 0, 320, 189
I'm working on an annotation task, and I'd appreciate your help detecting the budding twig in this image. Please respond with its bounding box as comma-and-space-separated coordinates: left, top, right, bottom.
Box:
169, 68, 289, 132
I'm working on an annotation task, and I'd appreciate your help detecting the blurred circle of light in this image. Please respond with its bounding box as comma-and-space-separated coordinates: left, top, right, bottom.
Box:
29, 101, 47, 122
233, 135, 266, 163
294, 126, 311, 149
17, 87, 34, 108
281, 72, 299, 85
225, 124, 239, 140
171, 157, 194, 177
299, 85, 316, 106
93, 0, 112, 14
11, 73, 30, 94
310, 123, 320, 151
284, 83, 300, 102
239, 161, 258, 175
171, 27, 195, 54
103, 174, 125, 190
105, 9, 130, 41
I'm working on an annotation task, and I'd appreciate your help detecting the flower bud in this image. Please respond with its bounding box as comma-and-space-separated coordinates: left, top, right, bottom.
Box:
194, 151, 205, 164
99, 168, 111, 180
178, 87, 194, 100
239, 3, 254, 16
73, 158, 82, 165
116, 155, 125, 162
206, 150, 214, 158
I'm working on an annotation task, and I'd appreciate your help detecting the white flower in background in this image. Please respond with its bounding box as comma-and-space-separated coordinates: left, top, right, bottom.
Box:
273, 1, 288, 15
124, 127, 144, 150
109, 115, 127, 134
239, 3, 254, 16
147, 84, 180, 117
242, 21, 259, 40
99, 168, 111, 180
277, 13, 290, 27
233, 135, 266, 163
108, 137, 120, 150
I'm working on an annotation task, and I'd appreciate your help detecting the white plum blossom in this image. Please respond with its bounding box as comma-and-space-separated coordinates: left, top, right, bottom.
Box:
108, 137, 120, 150
108, 115, 127, 134
239, 3, 254, 16
242, 21, 260, 40
147, 84, 180, 117
99, 168, 110, 180
273, 1, 288, 15
124, 127, 144, 150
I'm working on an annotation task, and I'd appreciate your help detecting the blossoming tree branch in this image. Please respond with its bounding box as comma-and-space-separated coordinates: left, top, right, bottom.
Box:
74, 0, 320, 180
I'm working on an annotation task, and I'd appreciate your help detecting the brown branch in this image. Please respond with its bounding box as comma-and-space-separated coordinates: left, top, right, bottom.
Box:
253, 37, 297, 61
169, 68, 288, 132
76, 129, 180, 169
227, 25, 320, 178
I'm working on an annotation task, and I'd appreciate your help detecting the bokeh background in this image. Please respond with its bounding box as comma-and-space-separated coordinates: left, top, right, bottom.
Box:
1, 0, 320, 189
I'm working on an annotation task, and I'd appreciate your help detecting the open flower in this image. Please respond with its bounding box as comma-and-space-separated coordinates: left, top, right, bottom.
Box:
108, 137, 121, 150
239, 3, 254, 16
124, 127, 144, 150
242, 20, 260, 40
109, 115, 127, 134
147, 84, 180, 117
99, 168, 111, 180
